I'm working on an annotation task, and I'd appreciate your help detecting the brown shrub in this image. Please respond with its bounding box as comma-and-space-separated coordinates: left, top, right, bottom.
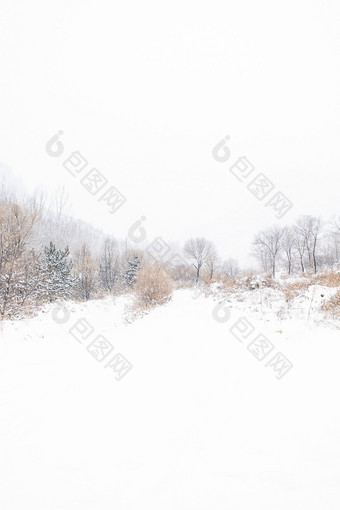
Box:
281, 280, 311, 302
222, 276, 238, 291
134, 263, 174, 310
321, 290, 340, 319
315, 272, 340, 287
280, 271, 340, 303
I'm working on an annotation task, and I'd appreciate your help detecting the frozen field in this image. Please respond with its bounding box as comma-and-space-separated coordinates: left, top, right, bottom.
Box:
1, 289, 340, 509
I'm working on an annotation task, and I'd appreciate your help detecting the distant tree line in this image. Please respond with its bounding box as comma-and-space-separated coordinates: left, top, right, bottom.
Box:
0, 181, 339, 318
252, 215, 340, 278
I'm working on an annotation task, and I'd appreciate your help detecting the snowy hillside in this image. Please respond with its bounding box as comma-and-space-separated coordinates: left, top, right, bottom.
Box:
1, 289, 340, 509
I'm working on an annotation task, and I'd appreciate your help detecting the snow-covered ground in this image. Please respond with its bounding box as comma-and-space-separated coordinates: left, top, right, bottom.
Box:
1, 289, 340, 509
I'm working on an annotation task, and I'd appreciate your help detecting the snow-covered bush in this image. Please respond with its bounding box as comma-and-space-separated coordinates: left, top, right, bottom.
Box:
73, 243, 98, 301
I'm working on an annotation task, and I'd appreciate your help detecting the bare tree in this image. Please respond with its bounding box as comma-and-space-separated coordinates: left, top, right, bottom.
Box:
0, 199, 41, 316
51, 186, 71, 242
319, 231, 339, 268
295, 216, 312, 268
310, 216, 323, 273
253, 226, 284, 278
184, 238, 215, 282
222, 258, 240, 278
252, 243, 271, 273
295, 215, 323, 273
99, 237, 120, 291
205, 246, 220, 279
281, 226, 295, 275
293, 225, 306, 273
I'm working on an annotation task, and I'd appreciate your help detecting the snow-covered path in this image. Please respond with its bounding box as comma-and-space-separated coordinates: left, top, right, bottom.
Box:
1, 290, 340, 509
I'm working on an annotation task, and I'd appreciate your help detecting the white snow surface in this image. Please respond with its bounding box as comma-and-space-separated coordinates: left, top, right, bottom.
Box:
1, 289, 340, 509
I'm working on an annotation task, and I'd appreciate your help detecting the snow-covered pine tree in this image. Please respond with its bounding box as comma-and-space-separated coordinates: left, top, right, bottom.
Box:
122, 255, 140, 287
41, 242, 75, 302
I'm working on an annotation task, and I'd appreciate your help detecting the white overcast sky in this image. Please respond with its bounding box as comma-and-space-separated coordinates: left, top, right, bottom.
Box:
0, 0, 339, 266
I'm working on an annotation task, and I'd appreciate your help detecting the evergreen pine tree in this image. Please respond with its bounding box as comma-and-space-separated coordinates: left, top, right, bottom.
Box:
42, 242, 75, 302
122, 255, 140, 287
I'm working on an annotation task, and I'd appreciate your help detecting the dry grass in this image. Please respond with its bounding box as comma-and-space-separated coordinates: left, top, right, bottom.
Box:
321, 290, 340, 319
280, 271, 340, 304
315, 272, 340, 287
281, 280, 311, 303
